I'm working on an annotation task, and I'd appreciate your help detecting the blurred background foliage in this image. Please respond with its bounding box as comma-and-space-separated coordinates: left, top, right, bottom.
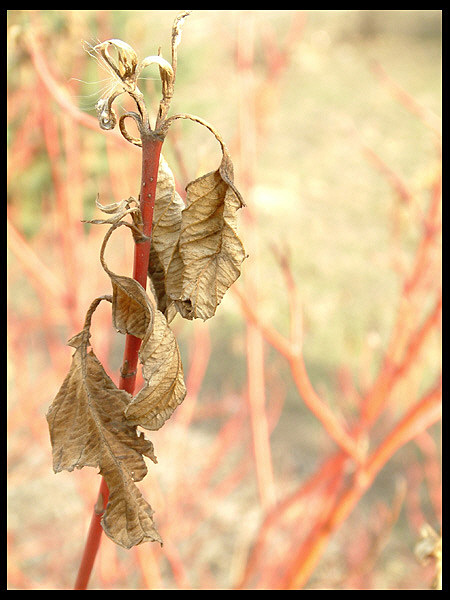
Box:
7, 10, 441, 590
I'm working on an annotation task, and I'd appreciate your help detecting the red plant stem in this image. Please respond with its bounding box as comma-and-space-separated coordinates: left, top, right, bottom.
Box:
73, 476, 110, 590
74, 132, 163, 590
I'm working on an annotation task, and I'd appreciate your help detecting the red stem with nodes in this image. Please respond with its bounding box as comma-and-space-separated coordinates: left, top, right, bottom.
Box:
73, 12, 191, 588
74, 133, 163, 590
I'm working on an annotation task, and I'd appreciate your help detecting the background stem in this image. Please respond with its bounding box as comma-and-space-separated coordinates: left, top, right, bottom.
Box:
73, 133, 163, 590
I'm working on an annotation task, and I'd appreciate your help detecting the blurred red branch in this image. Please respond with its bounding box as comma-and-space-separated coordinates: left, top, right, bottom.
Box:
237, 452, 347, 589
235, 194, 441, 588
246, 323, 277, 510
414, 432, 442, 523
7, 217, 66, 303
234, 285, 363, 463
279, 376, 441, 590
370, 60, 441, 140
360, 142, 414, 206
361, 292, 441, 427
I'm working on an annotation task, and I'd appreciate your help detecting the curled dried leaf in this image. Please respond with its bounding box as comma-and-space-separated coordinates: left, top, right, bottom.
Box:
148, 155, 185, 320
171, 10, 192, 79
84, 197, 142, 232
90, 39, 148, 134
176, 153, 246, 320
172, 11, 192, 53
101, 464, 161, 548
46, 296, 161, 548
111, 274, 154, 338
100, 222, 187, 430
415, 524, 442, 589
108, 272, 186, 430
125, 307, 186, 430
139, 55, 174, 87
100, 222, 153, 337
96, 95, 119, 131
158, 114, 246, 320
95, 195, 138, 215
119, 113, 144, 147
94, 39, 139, 90
138, 55, 174, 126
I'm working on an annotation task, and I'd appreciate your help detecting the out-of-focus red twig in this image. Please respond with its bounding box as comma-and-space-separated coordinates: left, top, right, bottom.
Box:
7, 217, 66, 303
177, 324, 211, 429
361, 292, 441, 428
234, 285, 363, 463
134, 544, 164, 590
236, 12, 277, 512
414, 431, 442, 523
278, 376, 441, 590
246, 323, 277, 510
343, 480, 406, 590
235, 193, 441, 588
237, 452, 347, 589
370, 60, 442, 141
403, 171, 441, 298
360, 142, 414, 206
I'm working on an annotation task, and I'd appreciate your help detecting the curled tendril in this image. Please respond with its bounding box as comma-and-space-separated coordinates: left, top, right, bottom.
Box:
119, 113, 143, 147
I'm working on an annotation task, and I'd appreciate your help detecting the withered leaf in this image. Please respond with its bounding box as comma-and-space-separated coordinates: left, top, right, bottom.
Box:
174, 151, 246, 321
101, 462, 161, 548
111, 274, 153, 338
125, 307, 186, 430
46, 298, 162, 548
148, 155, 184, 320
95, 195, 132, 215
86, 195, 140, 225
148, 242, 178, 324
100, 223, 152, 338
100, 227, 187, 430
156, 113, 246, 321
148, 242, 168, 313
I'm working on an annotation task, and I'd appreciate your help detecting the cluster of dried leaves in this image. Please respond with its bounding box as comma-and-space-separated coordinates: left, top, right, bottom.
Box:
46, 139, 246, 548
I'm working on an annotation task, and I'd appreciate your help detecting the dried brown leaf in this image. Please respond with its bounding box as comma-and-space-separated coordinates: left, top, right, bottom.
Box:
174, 154, 246, 320
111, 274, 153, 338
95, 195, 132, 215
46, 297, 162, 548
100, 223, 153, 337
158, 114, 246, 321
148, 155, 184, 320
100, 224, 187, 430
101, 460, 161, 548
148, 241, 168, 312
125, 307, 186, 430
